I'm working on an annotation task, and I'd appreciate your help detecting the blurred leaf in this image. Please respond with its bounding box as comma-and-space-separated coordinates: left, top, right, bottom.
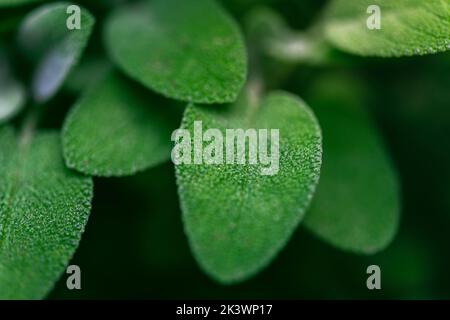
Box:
18, 2, 94, 102
304, 74, 400, 254
176, 92, 322, 283
246, 7, 330, 64
63, 55, 111, 93
324, 0, 450, 57
245, 6, 361, 71
0, 127, 93, 299
0, 13, 23, 34
0, 53, 25, 123
63, 71, 177, 177
0, 0, 43, 7
219, 0, 275, 20
105, 0, 247, 104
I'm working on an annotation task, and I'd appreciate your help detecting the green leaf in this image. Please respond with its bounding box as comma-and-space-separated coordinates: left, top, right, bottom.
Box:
63, 55, 111, 94
17, 2, 94, 102
303, 74, 400, 254
0, 0, 43, 7
0, 53, 25, 123
324, 0, 450, 57
246, 7, 330, 65
63, 71, 178, 177
105, 0, 247, 104
176, 92, 322, 283
0, 127, 93, 299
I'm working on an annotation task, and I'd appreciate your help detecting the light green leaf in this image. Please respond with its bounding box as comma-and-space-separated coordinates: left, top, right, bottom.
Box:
105, 0, 247, 104
0, 54, 25, 123
324, 0, 450, 57
18, 2, 94, 102
63, 71, 178, 177
0, 127, 93, 299
0, 0, 43, 7
304, 75, 400, 254
176, 92, 322, 283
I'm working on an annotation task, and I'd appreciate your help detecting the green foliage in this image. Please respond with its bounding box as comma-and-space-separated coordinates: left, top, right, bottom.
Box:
104, 0, 247, 104
304, 75, 400, 254
0, 127, 93, 299
63, 71, 177, 177
0, 0, 449, 299
18, 2, 94, 102
324, 0, 450, 57
176, 92, 322, 282
0, 52, 25, 123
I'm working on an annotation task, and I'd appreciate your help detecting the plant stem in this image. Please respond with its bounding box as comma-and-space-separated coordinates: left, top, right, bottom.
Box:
244, 50, 265, 125
19, 104, 42, 147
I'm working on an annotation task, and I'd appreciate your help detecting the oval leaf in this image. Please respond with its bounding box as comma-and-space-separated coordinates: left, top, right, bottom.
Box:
176, 92, 322, 283
18, 2, 94, 102
0, 127, 93, 299
63, 71, 178, 177
105, 0, 247, 104
324, 0, 450, 57
304, 75, 400, 254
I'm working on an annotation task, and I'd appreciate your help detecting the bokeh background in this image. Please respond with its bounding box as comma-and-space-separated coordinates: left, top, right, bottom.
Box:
1, 0, 449, 299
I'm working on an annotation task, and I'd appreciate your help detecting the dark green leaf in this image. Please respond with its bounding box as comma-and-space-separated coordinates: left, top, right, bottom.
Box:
105, 0, 247, 104
63, 71, 178, 177
0, 127, 93, 299
304, 74, 400, 254
63, 55, 111, 94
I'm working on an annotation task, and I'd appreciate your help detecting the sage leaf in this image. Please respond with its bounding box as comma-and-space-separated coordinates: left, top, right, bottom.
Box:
0, 127, 93, 299
105, 0, 247, 104
17, 2, 94, 102
0, 53, 25, 123
63, 71, 178, 177
324, 0, 450, 57
176, 92, 322, 283
304, 75, 400, 254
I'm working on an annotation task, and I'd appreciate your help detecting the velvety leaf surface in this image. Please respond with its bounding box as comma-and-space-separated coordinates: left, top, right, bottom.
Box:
324, 0, 450, 57
304, 75, 400, 254
17, 2, 94, 102
176, 92, 322, 283
0, 127, 93, 299
105, 0, 247, 104
63, 71, 177, 177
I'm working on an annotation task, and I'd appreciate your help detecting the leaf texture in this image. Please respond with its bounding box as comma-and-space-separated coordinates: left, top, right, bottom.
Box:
0, 127, 93, 299
176, 92, 322, 283
324, 0, 450, 57
104, 0, 247, 104
63, 71, 178, 177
